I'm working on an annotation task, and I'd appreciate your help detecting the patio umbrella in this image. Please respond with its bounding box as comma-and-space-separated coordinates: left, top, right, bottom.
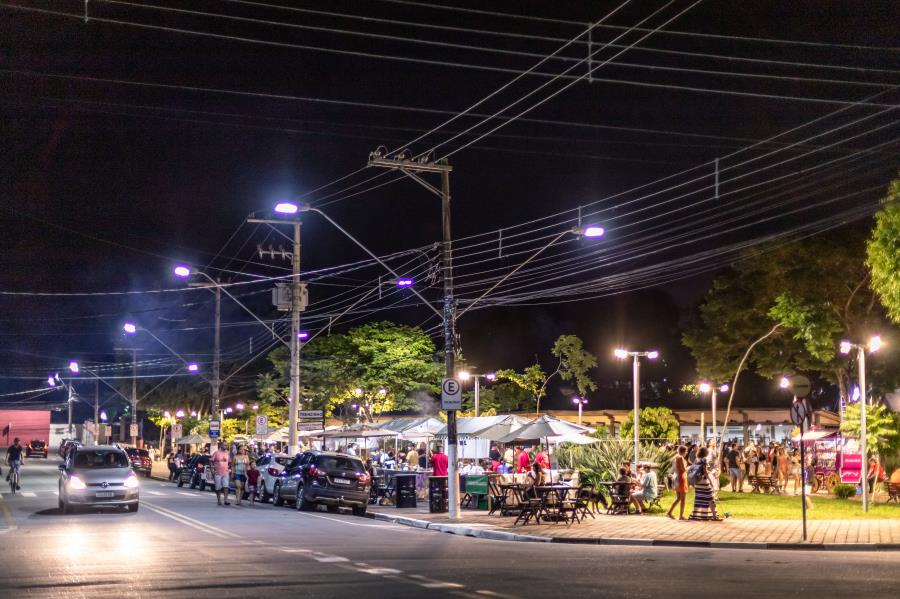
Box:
175, 434, 210, 445
495, 415, 592, 444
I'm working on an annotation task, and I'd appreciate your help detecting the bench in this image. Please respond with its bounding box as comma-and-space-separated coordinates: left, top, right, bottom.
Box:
887, 482, 900, 503
748, 475, 781, 494
645, 485, 667, 511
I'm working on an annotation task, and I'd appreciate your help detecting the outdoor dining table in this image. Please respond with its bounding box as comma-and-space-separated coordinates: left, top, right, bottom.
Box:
498, 482, 526, 515
534, 484, 577, 523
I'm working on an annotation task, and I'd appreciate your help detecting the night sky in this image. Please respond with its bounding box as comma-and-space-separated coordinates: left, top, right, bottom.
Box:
2, 1, 898, 418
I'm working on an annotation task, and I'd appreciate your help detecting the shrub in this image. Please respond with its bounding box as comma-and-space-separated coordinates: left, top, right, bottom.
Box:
556, 438, 674, 487
833, 483, 856, 499
719, 473, 730, 488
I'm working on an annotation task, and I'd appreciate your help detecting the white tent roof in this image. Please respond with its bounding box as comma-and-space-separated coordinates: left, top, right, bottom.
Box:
434, 414, 531, 439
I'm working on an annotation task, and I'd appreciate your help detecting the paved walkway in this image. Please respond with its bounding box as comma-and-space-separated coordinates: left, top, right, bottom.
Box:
370, 504, 900, 547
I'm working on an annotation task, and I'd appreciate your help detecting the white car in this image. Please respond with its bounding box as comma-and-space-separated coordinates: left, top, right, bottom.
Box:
256, 454, 294, 503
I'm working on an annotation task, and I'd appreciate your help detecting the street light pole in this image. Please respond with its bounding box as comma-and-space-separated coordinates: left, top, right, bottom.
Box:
615, 348, 659, 468
858, 347, 868, 514
289, 220, 302, 456
213, 283, 221, 419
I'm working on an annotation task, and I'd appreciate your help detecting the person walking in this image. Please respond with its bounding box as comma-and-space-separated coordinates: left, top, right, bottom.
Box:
689, 447, 721, 521
211, 442, 232, 506
232, 446, 250, 506
725, 443, 742, 492
246, 461, 260, 506
667, 446, 689, 520
789, 449, 802, 495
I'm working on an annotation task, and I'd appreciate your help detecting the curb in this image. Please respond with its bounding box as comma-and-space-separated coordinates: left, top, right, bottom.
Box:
368, 510, 900, 551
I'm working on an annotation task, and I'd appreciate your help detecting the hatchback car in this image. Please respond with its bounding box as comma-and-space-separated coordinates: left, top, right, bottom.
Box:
273, 451, 370, 516
255, 453, 293, 502
58, 445, 140, 513
26, 440, 48, 458
124, 447, 152, 477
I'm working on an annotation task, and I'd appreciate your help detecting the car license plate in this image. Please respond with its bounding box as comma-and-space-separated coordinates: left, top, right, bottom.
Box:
333, 477, 351, 485
96, 491, 114, 498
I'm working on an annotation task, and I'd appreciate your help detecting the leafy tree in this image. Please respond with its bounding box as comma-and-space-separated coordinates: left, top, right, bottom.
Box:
549, 334, 598, 399
619, 406, 680, 442
259, 321, 442, 422
840, 402, 900, 457
684, 230, 898, 402
496, 363, 548, 414
867, 176, 900, 323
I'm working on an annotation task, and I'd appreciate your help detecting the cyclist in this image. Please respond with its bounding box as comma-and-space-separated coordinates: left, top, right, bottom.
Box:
6, 437, 24, 490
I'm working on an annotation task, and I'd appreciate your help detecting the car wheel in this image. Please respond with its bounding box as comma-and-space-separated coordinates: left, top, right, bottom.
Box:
177, 478, 184, 488
273, 485, 285, 506
296, 485, 314, 511
58, 495, 63, 511
326, 505, 339, 514
62, 501, 72, 515
352, 505, 367, 517
189, 478, 196, 489
260, 486, 271, 503
130, 503, 140, 513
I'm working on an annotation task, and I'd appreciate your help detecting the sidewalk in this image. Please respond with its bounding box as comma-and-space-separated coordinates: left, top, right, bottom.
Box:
368, 504, 900, 550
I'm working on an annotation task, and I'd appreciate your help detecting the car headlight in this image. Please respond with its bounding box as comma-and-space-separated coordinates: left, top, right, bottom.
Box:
124, 475, 140, 489
68, 476, 87, 490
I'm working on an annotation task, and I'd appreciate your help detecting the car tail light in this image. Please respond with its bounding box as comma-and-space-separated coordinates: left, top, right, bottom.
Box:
267, 467, 280, 477
358, 472, 371, 484
308, 465, 323, 478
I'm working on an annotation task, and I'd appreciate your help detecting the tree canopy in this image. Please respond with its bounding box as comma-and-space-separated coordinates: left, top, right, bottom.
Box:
867, 176, 900, 323
840, 402, 900, 457
619, 406, 681, 442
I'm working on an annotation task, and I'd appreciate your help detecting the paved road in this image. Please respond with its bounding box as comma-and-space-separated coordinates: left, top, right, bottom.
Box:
1, 458, 898, 598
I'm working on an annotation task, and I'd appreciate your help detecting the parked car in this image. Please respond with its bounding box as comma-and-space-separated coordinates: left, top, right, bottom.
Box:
255, 453, 293, 503
124, 447, 152, 477
58, 445, 140, 513
26, 440, 48, 458
273, 451, 370, 516
177, 454, 213, 490
58, 439, 81, 460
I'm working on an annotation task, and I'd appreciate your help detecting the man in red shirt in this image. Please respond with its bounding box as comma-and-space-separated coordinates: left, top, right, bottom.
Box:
517, 445, 531, 474
431, 445, 448, 477
534, 446, 550, 471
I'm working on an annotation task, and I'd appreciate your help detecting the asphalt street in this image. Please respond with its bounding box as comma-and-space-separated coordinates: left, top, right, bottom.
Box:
1, 458, 898, 598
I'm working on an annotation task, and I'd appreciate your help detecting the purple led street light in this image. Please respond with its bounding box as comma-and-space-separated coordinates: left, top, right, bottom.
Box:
123, 322, 137, 334
187, 363, 199, 372
173, 265, 191, 278
396, 278, 414, 287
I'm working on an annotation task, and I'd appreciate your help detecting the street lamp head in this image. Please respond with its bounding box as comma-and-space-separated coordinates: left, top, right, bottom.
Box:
163, 411, 171, 419
581, 225, 605, 238
839, 340, 852, 355
699, 382, 711, 394
458, 370, 471, 381
99, 410, 107, 422
187, 363, 199, 372
614, 348, 629, 359
236, 403, 244, 411
779, 376, 791, 389
252, 404, 259, 410
297, 331, 309, 340
354, 388, 363, 396
175, 410, 185, 418
719, 383, 730, 393
48, 375, 56, 388
225, 406, 233, 414
351, 403, 358, 411
274, 202, 299, 214
190, 410, 197, 417
868, 335, 883, 353
123, 322, 137, 334
377, 388, 387, 396
485, 372, 496, 381
646, 351, 659, 360
396, 278, 414, 287
173, 265, 192, 278
68, 361, 80, 374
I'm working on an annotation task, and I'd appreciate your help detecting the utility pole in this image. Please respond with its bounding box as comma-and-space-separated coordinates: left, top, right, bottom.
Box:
368, 152, 459, 519
94, 378, 99, 436
213, 283, 221, 418
248, 215, 304, 455
114, 346, 142, 445
67, 382, 74, 437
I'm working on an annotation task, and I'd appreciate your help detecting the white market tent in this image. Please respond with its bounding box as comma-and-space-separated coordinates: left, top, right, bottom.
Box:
434, 415, 531, 459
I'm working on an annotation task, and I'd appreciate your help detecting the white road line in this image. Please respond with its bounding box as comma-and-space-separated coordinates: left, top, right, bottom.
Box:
147, 491, 165, 496
176, 492, 200, 497
142, 501, 240, 539
358, 567, 403, 576
279, 548, 312, 553
21, 492, 37, 497
141, 503, 230, 539
408, 574, 464, 589
294, 511, 411, 529
311, 555, 349, 563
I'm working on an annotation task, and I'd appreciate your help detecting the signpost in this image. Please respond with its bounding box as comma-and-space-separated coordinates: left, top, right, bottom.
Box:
129, 423, 138, 439
172, 422, 183, 440
297, 409, 325, 447
255, 414, 268, 436
297, 422, 322, 432
209, 419, 220, 439
788, 374, 812, 541
441, 377, 461, 411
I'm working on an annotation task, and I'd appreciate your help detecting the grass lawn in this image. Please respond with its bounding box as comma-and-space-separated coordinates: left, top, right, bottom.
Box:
648, 490, 900, 520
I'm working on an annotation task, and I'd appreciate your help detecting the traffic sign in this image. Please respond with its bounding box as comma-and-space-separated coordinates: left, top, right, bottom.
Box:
209, 419, 221, 439
441, 377, 461, 411
297, 422, 322, 432
788, 375, 811, 398
298, 410, 323, 419
129, 424, 138, 438
172, 422, 183, 439
790, 400, 808, 426
255, 414, 269, 436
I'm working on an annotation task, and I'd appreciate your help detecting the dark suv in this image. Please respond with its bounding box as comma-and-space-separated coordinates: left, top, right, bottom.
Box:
177, 455, 213, 490
26, 440, 48, 458
273, 451, 370, 516
124, 448, 152, 477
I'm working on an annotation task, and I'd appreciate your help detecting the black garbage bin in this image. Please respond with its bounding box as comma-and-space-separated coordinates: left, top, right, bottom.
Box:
395, 473, 417, 509
428, 476, 448, 513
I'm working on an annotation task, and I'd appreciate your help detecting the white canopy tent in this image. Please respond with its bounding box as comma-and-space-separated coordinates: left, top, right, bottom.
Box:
434, 415, 531, 459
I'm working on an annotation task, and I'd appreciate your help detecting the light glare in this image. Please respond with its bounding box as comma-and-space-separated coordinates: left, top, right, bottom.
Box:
68, 361, 80, 374
396, 278, 414, 287
647, 351, 659, 360
458, 371, 471, 381
173, 265, 191, 278
582, 225, 605, 238
274, 202, 299, 214
779, 376, 790, 389
699, 382, 711, 394
123, 322, 137, 334
614, 349, 629, 359
839, 340, 852, 355
187, 363, 199, 372
868, 335, 882, 353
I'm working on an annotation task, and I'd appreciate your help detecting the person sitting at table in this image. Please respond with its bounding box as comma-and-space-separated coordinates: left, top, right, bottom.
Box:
503, 445, 514, 471
525, 462, 547, 487
534, 445, 550, 471
630, 464, 659, 514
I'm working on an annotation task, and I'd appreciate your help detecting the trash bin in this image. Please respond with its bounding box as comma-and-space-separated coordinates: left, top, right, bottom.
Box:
428, 476, 448, 513
395, 473, 417, 509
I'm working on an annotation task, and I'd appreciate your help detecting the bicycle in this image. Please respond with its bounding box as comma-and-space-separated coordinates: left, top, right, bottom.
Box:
8, 466, 19, 494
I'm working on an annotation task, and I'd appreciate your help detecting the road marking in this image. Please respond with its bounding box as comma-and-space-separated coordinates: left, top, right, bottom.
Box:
147, 491, 165, 496
358, 567, 403, 576
294, 511, 410, 529
279, 548, 312, 553
21, 492, 37, 497
475, 590, 521, 599
142, 501, 240, 539
0, 496, 16, 532
176, 492, 201, 497
311, 555, 349, 563
408, 574, 464, 589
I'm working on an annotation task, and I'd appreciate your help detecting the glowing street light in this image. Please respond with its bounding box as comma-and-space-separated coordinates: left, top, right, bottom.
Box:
274, 202, 299, 214
236, 403, 244, 411
457, 371, 471, 381
163, 411, 171, 419
613, 348, 659, 467
99, 411, 107, 422
572, 396, 588, 425
485, 373, 496, 381
175, 410, 185, 418
297, 331, 309, 340
68, 361, 80, 374
47, 375, 57, 388
456, 370, 494, 416
187, 363, 199, 372
224, 406, 233, 414
122, 322, 137, 334
396, 278, 415, 287
173, 265, 192, 278
779, 376, 791, 389
581, 225, 605, 238
698, 381, 729, 443
377, 389, 387, 396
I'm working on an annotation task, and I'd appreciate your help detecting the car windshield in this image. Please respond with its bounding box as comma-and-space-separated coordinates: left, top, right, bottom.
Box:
73, 451, 129, 469
275, 457, 292, 467
317, 456, 362, 472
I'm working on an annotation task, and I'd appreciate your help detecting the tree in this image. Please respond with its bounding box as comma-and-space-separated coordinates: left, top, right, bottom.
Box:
840, 402, 900, 457
619, 406, 680, 442
867, 176, 900, 323
496, 363, 548, 414
684, 230, 899, 402
549, 334, 598, 399
259, 321, 442, 422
